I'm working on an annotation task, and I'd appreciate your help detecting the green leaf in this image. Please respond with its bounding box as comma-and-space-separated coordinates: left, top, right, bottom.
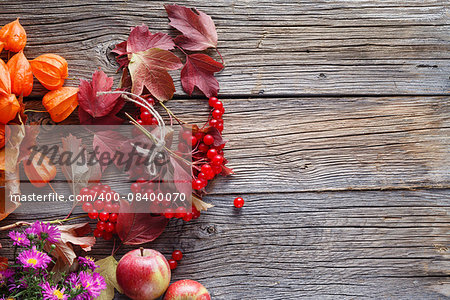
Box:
95, 255, 122, 300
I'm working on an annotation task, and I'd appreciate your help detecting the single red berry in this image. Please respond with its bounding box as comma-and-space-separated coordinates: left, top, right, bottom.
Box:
103, 232, 113, 241
194, 132, 204, 141
91, 185, 101, 192
207, 149, 218, 160
82, 202, 93, 213
88, 210, 99, 219
105, 222, 115, 233
103, 203, 114, 213
208, 96, 218, 107
140, 106, 148, 113
136, 119, 144, 126
212, 100, 223, 110
183, 212, 193, 222
181, 130, 191, 141
109, 213, 118, 223
211, 154, 224, 166
151, 118, 159, 125
212, 164, 222, 175
130, 182, 141, 194
168, 259, 177, 270
146, 97, 155, 106
141, 111, 152, 124
164, 208, 175, 219
175, 206, 187, 218
111, 203, 120, 214
136, 177, 147, 183
103, 185, 111, 192
209, 119, 218, 127
80, 187, 89, 196
216, 123, 224, 132
96, 221, 106, 231
199, 178, 207, 189
172, 250, 183, 261
192, 179, 203, 190
93, 229, 103, 238
198, 142, 209, 152
197, 172, 208, 181
190, 135, 198, 147
93, 200, 104, 211
203, 134, 214, 145
212, 109, 223, 119
234, 197, 245, 208
201, 164, 213, 175
99, 211, 109, 222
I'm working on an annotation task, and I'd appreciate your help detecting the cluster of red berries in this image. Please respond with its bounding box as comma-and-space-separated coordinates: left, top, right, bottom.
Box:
129, 177, 202, 222
80, 183, 120, 240
135, 97, 159, 126
168, 249, 183, 270
177, 97, 228, 192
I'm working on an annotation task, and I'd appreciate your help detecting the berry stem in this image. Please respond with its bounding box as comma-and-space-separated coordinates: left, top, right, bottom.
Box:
46, 214, 89, 224
159, 102, 187, 125
215, 47, 224, 65
140, 247, 144, 256
0, 221, 31, 232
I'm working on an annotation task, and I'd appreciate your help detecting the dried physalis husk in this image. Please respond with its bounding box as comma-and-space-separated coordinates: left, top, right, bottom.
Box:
0, 93, 20, 124
0, 58, 11, 97
7, 51, 33, 97
23, 152, 57, 188
42, 86, 79, 122
30, 53, 68, 90
0, 126, 5, 149
0, 18, 26, 52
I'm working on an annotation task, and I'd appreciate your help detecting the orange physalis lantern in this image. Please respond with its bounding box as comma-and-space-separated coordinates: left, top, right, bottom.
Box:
23, 152, 57, 188
0, 126, 5, 149
0, 93, 20, 124
42, 86, 78, 122
0, 59, 11, 97
0, 18, 26, 52
7, 51, 33, 97
30, 54, 68, 90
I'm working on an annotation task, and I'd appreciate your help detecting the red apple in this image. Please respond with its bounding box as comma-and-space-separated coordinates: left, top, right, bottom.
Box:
163, 279, 211, 300
116, 248, 171, 300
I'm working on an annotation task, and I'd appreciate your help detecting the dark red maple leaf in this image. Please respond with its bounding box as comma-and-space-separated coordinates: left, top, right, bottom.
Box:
78, 70, 124, 118
165, 4, 218, 51
116, 200, 168, 245
181, 53, 223, 97
77, 69, 125, 125
128, 48, 182, 101
112, 24, 175, 69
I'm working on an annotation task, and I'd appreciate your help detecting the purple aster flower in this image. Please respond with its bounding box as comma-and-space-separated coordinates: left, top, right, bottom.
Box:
8, 231, 30, 247
0, 269, 14, 284
17, 247, 52, 269
78, 271, 106, 298
41, 282, 68, 300
78, 256, 98, 271
30, 221, 61, 243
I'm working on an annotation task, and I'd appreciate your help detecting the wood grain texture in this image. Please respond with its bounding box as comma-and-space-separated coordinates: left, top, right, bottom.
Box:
0, 190, 449, 299
24, 95, 450, 192
0, 0, 449, 96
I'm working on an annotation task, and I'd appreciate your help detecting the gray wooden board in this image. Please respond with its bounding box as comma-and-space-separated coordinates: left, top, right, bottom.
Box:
0, 190, 449, 299
0, 0, 449, 96
0, 0, 449, 299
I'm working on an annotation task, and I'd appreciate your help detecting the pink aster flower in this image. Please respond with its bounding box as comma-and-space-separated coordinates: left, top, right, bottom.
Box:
0, 269, 14, 285
41, 282, 68, 300
17, 247, 52, 269
8, 231, 30, 247
78, 256, 98, 271
30, 221, 61, 243
78, 271, 106, 298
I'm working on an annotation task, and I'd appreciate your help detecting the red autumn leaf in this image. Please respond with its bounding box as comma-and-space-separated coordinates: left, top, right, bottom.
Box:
92, 130, 127, 171
78, 69, 124, 118
170, 156, 192, 198
165, 4, 218, 51
116, 200, 168, 245
113, 24, 175, 69
181, 53, 223, 97
128, 48, 182, 101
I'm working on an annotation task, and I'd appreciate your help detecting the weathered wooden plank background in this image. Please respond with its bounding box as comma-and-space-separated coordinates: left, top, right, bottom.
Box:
0, 0, 449, 299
